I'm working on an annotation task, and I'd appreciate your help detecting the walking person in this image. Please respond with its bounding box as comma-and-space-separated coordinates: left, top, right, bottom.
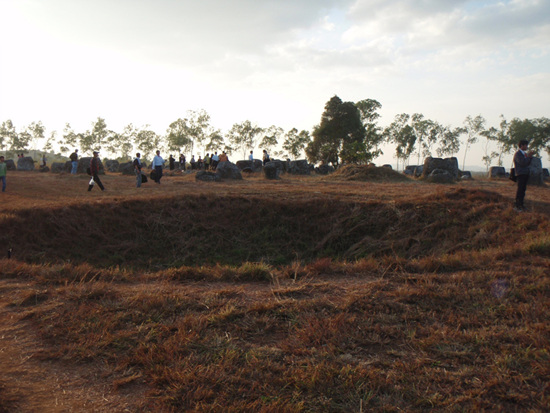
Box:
513, 140, 534, 211
151, 150, 164, 184
134, 153, 143, 188
88, 151, 105, 191
70, 149, 79, 174
0, 156, 7, 192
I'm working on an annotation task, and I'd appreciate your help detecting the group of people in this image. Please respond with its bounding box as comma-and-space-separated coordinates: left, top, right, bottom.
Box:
0, 143, 537, 211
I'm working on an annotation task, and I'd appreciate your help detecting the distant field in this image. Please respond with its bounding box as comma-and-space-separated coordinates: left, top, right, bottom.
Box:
0, 169, 549, 412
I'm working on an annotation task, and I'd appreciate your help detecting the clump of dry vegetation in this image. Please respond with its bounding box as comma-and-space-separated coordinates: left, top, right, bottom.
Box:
0, 172, 549, 412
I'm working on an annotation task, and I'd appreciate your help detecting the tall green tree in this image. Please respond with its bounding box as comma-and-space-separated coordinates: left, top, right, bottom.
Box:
227, 120, 264, 159
436, 126, 462, 158
306, 95, 366, 166
106, 123, 135, 160
25, 121, 45, 150
462, 115, 485, 170
80, 117, 111, 154
356, 98, 384, 162
283, 128, 311, 159
384, 113, 416, 170
167, 109, 212, 156
260, 125, 283, 155
59, 123, 80, 155
205, 130, 225, 153
0, 120, 18, 151
508, 117, 550, 159
135, 126, 162, 162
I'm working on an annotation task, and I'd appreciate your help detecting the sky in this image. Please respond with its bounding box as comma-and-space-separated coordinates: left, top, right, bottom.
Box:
0, 0, 549, 167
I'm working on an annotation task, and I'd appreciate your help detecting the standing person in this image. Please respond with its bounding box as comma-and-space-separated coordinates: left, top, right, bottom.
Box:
88, 151, 105, 191
179, 153, 186, 171
262, 149, 270, 165
151, 150, 164, 184
197, 156, 203, 170
169, 155, 175, 171
42, 154, 47, 167
134, 153, 142, 188
211, 152, 219, 170
0, 156, 7, 192
249, 150, 254, 161
204, 153, 211, 170
513, 140, 534, 211
190, 155, 196, 170
69, 149, 79, 174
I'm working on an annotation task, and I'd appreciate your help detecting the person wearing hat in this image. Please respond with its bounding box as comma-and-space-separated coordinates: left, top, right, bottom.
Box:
88, 151, 105, 191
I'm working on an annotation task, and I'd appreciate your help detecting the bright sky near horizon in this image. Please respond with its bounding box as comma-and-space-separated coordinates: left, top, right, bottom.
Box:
0, 0, 549, 167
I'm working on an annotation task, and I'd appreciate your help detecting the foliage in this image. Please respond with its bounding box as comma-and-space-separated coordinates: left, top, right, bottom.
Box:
227, 120, 264, 160
462, 115, 486, 170
282, 128, 310, 159
508, 117, 550, 159
384, 113, 415, 170
306, 95, 367, 166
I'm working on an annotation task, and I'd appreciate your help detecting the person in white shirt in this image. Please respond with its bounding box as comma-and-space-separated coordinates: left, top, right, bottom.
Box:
151, 150, 165, 184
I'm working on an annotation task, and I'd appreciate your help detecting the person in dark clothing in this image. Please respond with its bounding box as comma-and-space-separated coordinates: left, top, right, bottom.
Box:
169, 155, 175, 171
179, 154, 186, 171
88, 151, 105, 191
513, 140, 534, 211
134, 153, 142, 188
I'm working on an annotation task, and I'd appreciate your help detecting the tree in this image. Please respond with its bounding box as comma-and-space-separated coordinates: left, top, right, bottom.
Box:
205, 130, 225, 153
227, 120, 264, 159
384, 113, 415, 170
59, 123, 80, 155
462, 115, 485, 171
508, 117, 550, 159
43, 131, 56, 153
167, 109, 212, 156
167, 118, 192, 154
260, 125, 283, 155
25, 121, 45, 150
436, 126, 462, 158
0, 120, 18, 151
135, 126, 162, 162
107, 124, 135, 160
480, 126, 499, 171
80, 117, 111, 154
283, 128, 311, 159
306, 95, 366, 166
355, 98, 384, 163
411, 113, 432, 165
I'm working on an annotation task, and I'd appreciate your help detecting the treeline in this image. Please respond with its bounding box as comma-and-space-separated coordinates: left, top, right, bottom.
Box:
1, 96, 549, 168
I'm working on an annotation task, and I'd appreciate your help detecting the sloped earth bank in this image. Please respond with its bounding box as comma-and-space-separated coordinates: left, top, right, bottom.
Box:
0, 183, 549, 411
1, 188, 547, 269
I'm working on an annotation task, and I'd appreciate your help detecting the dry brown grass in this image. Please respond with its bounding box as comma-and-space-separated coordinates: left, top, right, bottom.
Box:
0, 169, 549, 412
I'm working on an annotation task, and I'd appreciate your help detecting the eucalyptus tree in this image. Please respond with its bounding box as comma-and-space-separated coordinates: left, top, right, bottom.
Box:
59, 123, 80, 155
283, 128, 311, 159
384, 113, 415, 170
25, 121, 45, 150
436, 126, 463, 158
462, 115, 486, 171
205, 129, 225, 153
43, 131, 56, 153
167, 109, 212, 156
480, 126, 499, 171
0, 120, 19, 151
135, 126, 162, 162
227, 120, 264, 160
106, 124, 136, 160
80, 117, 111, 154
355, 98, 384, 162
260, 125, 284, 155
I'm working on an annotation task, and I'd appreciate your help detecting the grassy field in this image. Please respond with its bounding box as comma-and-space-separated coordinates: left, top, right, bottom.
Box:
0, 168, 549, 412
